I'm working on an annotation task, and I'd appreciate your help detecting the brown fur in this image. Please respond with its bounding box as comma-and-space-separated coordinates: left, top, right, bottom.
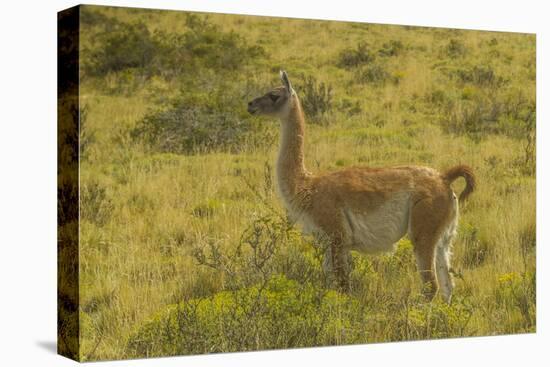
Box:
444, 165, 476, 202
248, 71, 475, 301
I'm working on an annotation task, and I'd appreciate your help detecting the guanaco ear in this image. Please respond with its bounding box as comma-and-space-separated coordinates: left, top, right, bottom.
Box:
280, 70, 295, 95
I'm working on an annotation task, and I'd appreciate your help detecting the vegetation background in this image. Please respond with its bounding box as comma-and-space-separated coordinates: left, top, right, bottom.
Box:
71, 5, 535, 361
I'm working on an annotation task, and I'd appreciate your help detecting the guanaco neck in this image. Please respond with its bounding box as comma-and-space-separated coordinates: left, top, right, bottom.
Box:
277, 95, 309, 204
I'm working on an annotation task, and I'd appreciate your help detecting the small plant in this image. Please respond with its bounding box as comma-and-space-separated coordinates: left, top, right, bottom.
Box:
459, 224, 491, 268
339, 98, 362, 116
518, 222, 536, 262
80, 181, 114, 226
426, 89, 448, 107
355, 64, 390, 85
391, 70, 406, 85
517, 100, 536, 175
378, 40, 404, 57
79, 105, 95, 161
337, 42, 376, 69
192, 199, 222, 218
445, 39, 467, 57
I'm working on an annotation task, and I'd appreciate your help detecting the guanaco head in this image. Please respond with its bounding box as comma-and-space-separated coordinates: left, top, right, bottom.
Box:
247, 70, 296, 117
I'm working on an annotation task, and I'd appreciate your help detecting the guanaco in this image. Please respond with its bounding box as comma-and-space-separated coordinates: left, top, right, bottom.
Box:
247, 71, 475, 303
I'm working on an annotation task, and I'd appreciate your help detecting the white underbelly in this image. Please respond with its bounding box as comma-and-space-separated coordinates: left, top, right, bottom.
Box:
343, 194, 411, 254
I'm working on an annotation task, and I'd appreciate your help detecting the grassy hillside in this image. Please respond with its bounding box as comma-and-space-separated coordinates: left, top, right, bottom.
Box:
73, 5, 535, 361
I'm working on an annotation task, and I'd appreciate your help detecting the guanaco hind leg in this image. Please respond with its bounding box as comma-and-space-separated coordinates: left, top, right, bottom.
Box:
435, 196, 458, 303
409, 195, 456, 302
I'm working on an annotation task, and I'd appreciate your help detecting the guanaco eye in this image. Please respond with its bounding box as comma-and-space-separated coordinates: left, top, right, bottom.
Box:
269, 93, 279, 102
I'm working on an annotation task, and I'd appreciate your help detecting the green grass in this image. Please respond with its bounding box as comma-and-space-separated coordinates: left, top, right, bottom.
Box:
72, 5, 535, 361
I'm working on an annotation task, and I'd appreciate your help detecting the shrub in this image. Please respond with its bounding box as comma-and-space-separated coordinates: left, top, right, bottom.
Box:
193, 214, 296, 289
156, 14, 265, 76
443, 98, 499, 138
85, 14, 266, 79
404, 297, 474, 339
337, 42, 376, 69
126, 275, 368, 357
453, 65, 507, 88
295, 75, 333, 123
495, 271, 536, 331
131, 95, 269, 154
87, 22, 159, 76
441, 91, 535, 140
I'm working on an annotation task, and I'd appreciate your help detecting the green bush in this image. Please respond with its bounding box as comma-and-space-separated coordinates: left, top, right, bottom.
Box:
126, 275, 368, 357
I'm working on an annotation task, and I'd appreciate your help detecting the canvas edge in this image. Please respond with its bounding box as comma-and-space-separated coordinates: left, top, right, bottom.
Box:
57, 4, 82, 362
